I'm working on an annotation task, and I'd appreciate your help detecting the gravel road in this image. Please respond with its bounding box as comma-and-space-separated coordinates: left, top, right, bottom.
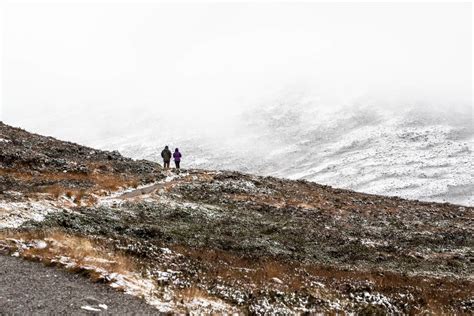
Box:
0, 255, 160, 315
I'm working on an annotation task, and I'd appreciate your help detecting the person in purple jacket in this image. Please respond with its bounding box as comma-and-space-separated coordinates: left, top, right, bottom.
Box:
173, 148, 182, 169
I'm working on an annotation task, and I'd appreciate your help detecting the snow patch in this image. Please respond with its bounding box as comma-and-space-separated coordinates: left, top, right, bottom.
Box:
98, 304, 108, 310
81, 305, 101, 312
0, 200, 66, 229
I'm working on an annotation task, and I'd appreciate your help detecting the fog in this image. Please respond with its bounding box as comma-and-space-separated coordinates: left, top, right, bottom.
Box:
1, 2, 471, 144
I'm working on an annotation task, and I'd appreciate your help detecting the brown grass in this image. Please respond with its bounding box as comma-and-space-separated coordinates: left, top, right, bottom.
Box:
84, 195, 98, 206
175, 287, 213, 302
1, 168, 142, 197
42, 185, 64, 199
129, 179, 140, 189
0, 168, 34, 181
73, 190, 86, 205
1, 228, 470, 312
39, 186, 93, 206
0, 230, 136, 279
1, 167, 145, 205
172, 245, 295, 289
171, 244, 474, 312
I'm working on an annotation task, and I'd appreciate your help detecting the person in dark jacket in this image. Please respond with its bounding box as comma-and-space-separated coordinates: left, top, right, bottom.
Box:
173, 148, 182, 169
161, 146, 172, 169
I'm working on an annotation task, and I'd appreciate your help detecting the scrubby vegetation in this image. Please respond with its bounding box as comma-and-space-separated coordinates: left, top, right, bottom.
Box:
1, 122, 473, 314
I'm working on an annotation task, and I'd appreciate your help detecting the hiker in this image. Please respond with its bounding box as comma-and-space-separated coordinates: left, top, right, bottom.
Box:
161, 145, 172, 169
173, 148, 182, 169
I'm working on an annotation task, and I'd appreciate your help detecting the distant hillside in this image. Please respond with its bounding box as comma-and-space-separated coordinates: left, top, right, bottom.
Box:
93, 99, 473, 206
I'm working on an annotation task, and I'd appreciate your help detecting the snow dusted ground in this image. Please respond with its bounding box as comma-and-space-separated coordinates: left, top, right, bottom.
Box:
0, 173, 239, 314
93, 102, 473, 206
1, 238, 237, 314
1, 167, 472, 313
0, 172, 182, 230
0, 197, 72, 229
3, 119, 471, 313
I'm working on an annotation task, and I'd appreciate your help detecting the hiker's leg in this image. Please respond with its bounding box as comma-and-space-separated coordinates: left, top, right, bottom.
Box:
176, 161, 180, 169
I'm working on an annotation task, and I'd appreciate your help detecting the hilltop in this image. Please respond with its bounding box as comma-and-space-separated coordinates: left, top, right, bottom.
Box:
0, 122, 472, 314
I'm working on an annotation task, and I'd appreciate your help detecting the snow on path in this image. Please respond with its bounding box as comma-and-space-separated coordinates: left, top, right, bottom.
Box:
98, 171, 189, 206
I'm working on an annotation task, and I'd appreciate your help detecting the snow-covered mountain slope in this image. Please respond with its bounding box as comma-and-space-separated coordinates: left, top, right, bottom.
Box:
92, 99, 473, 206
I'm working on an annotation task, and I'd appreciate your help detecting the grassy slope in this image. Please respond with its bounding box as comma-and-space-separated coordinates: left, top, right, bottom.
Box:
1, 122, 473, 313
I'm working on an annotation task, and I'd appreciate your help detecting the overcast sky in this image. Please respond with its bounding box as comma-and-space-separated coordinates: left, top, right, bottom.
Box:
0, 2, 471, 143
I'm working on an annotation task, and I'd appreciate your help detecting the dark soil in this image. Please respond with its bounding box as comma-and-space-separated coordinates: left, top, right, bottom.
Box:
0, 255, 159, 315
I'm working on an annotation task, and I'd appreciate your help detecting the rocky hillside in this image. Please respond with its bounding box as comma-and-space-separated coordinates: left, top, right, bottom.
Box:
0, 122, 473, 314
0, 122, 161, 204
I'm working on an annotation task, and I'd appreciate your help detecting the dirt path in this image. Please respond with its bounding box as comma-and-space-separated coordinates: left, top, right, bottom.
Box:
119, 183, 164, 199
118, 172, 189, 199
0, 255, 159, 315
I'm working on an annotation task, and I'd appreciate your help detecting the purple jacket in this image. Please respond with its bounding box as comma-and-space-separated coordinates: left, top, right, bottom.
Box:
173, 151, 182, 161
